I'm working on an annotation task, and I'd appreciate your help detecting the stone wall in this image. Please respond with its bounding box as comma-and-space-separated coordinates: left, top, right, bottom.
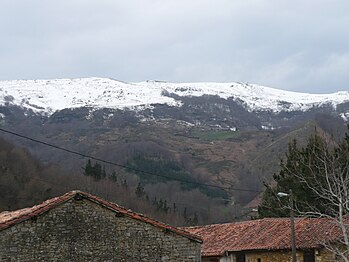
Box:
246, 251, 303, 262
0, 198, 201, 261
315, 249, 338, 262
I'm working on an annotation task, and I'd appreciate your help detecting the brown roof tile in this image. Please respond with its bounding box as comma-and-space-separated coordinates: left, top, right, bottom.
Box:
184, 217, 343, 257
0, 190, 202, 243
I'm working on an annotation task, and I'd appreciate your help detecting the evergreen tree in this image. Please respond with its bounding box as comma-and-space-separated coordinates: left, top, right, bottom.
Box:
135, 182, 145, 198
109, 171, 118, 182
163, 200, 169, 213
122, 179, 128, 188
158, 199, 164, 211
83, 160, 105, 181
173, 203, 177, 213
83, 159, 93, 177
259, 127, 349, 218
152, 196, 157, 206
93, 162, 102, 181
183, 207, 188, 221
193, 212, 199, 225
102, 166, 107, 179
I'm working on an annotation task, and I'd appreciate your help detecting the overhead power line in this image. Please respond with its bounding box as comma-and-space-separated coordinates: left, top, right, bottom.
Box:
0, 127, 260, 193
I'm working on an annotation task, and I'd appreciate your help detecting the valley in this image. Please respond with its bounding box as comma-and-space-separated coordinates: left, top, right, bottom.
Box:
0, 78, 348, 225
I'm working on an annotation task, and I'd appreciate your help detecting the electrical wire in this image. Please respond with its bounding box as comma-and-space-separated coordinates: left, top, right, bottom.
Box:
0, 127, 261, 193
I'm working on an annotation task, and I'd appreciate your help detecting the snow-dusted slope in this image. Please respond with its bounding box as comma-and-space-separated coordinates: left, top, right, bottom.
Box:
0, 77, 348, 115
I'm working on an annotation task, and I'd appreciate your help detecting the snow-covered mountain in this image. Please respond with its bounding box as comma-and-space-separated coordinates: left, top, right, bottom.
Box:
0, 77, 348, 116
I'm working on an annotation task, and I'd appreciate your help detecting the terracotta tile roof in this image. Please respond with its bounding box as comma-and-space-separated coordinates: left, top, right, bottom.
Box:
184, 217, 343, 257
0, 190, 202, 243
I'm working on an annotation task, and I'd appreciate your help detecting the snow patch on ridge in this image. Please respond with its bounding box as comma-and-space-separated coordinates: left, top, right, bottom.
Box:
341, 112, 349, 121
0, 78, 348, 116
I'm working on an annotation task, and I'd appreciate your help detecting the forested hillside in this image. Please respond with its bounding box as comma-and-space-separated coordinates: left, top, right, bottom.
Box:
1, 112, 347, 225
0, 137, 240, 225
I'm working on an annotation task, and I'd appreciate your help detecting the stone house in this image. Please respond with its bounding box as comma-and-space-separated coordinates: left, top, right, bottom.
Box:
0, 190, 202, 261
184, 217, 345, 262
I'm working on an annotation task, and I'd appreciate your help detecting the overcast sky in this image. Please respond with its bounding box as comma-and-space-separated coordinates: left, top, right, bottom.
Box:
1, 1, 348, 93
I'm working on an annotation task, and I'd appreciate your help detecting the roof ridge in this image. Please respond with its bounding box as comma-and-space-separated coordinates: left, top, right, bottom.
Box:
0, 190, 202, 243
183, 216, 330, 230
183, 217, 292, 229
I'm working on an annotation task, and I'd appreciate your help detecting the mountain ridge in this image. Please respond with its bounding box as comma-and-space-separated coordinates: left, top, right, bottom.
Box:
1, 77, 348, 118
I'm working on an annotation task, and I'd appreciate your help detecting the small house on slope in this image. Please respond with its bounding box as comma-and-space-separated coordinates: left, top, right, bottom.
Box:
0, 190, 202, 261
184, 218, 344, 262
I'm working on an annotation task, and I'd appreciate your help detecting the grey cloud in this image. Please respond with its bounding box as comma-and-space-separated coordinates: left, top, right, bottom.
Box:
0, 0, 349, 93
